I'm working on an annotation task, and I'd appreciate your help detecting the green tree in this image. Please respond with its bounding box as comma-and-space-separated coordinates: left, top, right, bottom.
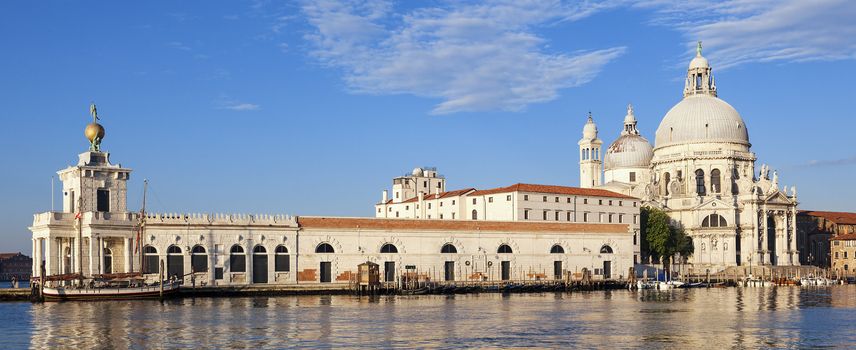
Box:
641, 207, 694, 278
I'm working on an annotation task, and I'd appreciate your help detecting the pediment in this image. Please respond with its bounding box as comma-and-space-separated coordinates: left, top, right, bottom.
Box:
763, 191, 793, 205
692, 198, 733, 211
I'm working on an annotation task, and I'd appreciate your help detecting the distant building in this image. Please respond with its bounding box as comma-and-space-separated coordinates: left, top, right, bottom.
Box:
831, 234, 856, 276
0, 253, 32, 281
798, 210, 856, 267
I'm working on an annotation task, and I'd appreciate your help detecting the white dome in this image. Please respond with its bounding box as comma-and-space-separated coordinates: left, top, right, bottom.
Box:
605, 134, 654, 170
411, 167, 424, 176
654, 95, 749, 149
582, 116, 598, 139
689, 55, 709, 69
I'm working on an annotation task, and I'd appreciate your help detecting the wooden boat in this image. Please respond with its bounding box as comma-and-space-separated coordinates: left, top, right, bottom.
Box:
42, 280, 180, 301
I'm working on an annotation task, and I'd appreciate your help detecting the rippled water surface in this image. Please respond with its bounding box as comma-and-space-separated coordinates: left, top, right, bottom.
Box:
6, 286, 856, 349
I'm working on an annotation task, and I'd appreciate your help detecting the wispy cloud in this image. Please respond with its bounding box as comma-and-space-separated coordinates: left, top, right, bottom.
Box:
225, 103, 261, 111
300, 0, 625, 114
216, 95, 260, 111
166, 41, 192, 51
806, 155, 856, 167
637, 0, 856, 68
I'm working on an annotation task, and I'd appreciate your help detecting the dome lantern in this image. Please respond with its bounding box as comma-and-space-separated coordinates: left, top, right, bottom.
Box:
684, 41, 717, 98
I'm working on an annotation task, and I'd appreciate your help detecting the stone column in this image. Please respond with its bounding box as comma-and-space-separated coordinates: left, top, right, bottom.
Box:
246, 239, 253, 285
31, 238, 37, 277
88, 237, 95, 277
98, 237, 104, 275
45, 237, 53, 276
124, 238, 132, 273
57, 238, 64, 275
791, 207, 799, 265
208, 242, 216, 286
761, 206, 768, 265
72, 237, 80, 275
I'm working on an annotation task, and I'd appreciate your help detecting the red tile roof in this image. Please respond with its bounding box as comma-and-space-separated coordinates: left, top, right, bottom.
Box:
468, 183, 636, 199
799, 211, 856, 225
831, 233, 856, 241
298, 216, 628, 234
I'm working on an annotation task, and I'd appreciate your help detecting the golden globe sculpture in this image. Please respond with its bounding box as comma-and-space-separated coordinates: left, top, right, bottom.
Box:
86, 103, 105, 151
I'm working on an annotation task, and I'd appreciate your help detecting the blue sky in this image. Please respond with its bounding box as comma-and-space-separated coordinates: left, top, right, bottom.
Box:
1, 0, 854, 253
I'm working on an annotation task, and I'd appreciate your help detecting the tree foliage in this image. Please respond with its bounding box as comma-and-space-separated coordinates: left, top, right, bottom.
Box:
641, 207, 694, 265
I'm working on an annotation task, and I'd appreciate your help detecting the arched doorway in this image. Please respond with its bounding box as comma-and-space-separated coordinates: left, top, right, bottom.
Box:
191, 245, 208, 273
166, 245, 184, 279
380, 243, 397, 282
498, 244, 513, 281
103, 248, 113, 274
252, 245, 268, 283
550, 244, 564, 279
600, 245, 613, 279
441, 243, 457, 281
143, 246, 158, 274
315, 243, 335, 283
63, 247, 72, 274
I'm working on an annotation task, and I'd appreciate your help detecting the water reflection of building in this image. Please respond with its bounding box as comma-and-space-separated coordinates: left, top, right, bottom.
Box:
28, 113, 634, 286
798, 210, 856, 268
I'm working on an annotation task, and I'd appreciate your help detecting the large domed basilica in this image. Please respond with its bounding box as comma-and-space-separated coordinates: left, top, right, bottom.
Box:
579, 43, 799, 270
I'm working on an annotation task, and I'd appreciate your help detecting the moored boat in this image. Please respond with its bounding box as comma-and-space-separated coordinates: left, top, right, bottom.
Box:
43, 281, 180, 301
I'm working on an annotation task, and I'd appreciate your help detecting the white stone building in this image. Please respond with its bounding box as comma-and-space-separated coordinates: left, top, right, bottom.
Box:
581, 43, 799, 270
29, 118, 635, 285
375, 170, 642, 263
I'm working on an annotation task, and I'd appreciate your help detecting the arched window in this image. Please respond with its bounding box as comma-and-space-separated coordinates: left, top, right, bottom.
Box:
230, 245, 246, 273
441, 243, 457, 254
664, 172, 671, 195
497, 244, 513, 254
550, 245, 565, 254
695, 169, 706, 196
600, 245, 613, 254
315, 243, 335, 253
710, 169, 721, 193
471, 210, 478, 220
103, 248, 113, 274
166, 245, 184, 278
191, 245, 207, 273
253, 245, 267, 254
702, 214, 728, 228
275, 245, 290, 272
380, 243, 398, 253
143, 245, 158, 274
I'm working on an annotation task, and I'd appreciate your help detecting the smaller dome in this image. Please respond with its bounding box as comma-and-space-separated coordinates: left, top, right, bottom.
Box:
411, 167, 424, 176
689, 55, 709, 69
604, 134, 653, 170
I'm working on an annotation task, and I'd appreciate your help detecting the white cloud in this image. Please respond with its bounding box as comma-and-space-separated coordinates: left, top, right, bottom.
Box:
300, 0, 625, 114
225, 103, 260, 111
637, 0, 856, 68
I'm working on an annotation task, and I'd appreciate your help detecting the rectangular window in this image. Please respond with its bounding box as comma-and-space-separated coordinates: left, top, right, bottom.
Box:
633, 202, 637, 207
609, 200, 613, 206
507, 195, 512, 201
388, 207, 392, 212
567, 198, 571, 203
543, 196, 547, 202
630, 172, 636, 182
275, 254, 290, 272
543, 211, 548, 220
440, 214, 444, 219
555, 197, 559, 203
384, 261, 395, 282
423, 181, 427, 187
584, 213, 588, 222
634, 215, 638, 224
230, 255, 246, 273
96, 189, 110, 212
524, 210, 529, 220
473, 198, 477, 204
619, 215, 623, 223
451, 213, 455, 219
584, 199, 588, 204
567, 212, 572, 221
608, 214, 613, 223
428, 203, 432, 209
489, 197, 493, 203
395, 212, 399, 217
440, 201, 443, 207
214, 267, 224, 280
555, 212, 560, 221
619, 201, 623, 206
405, 205, 409, 210
599, 200, 603, 205
452, 200, 456, 205
524, 195, 529, 201
377, 208, 381, 213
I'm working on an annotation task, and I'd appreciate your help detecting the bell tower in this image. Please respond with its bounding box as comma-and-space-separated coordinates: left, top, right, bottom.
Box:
578, 112, 602, 188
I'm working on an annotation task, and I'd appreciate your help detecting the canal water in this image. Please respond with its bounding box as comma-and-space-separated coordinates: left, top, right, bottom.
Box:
5, 286, 856, 349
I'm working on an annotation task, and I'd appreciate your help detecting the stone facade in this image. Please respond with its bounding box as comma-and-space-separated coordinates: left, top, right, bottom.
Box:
582, 43, 800, 271
831, 234, 856, 276
798, 210, 856, 267
30, 146, 634, 285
